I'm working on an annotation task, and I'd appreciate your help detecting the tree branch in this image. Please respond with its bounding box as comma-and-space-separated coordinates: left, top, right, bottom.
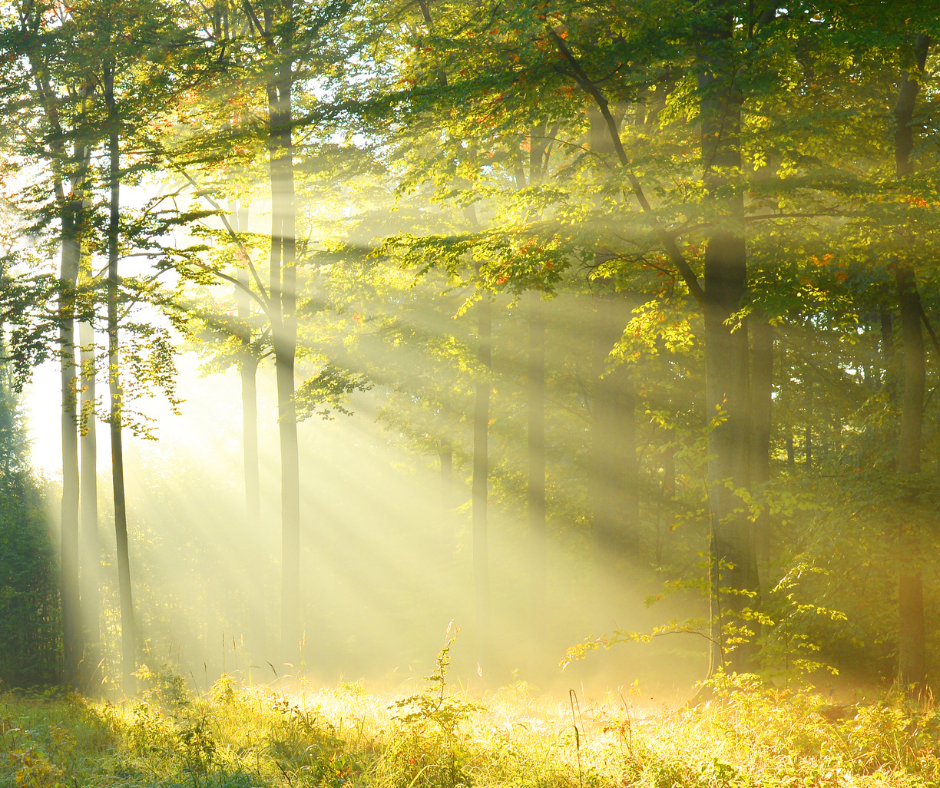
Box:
177, 170, 272, 312
547, 28, 706, 307
920, 304, 940, 357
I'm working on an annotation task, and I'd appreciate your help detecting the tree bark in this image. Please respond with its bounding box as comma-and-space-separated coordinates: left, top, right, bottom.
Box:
527, 291, 546, 646
750, 317, 773, 579
551, 1, 758, 674
234, 203, 261, 532
590, 294, 638, 568
105, 65, 136, 695
263, 2, 301, 668
894, 33, 929, 693
439, 439, 452, 511
585, 114, 639, 570
59, 194, 83, 688
472, 295, 491, 677
881, 310, 897, 404
697, 2, 757, 675
78, 318, 101, 687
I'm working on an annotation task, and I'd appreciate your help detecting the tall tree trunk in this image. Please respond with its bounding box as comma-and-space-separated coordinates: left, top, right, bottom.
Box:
472, 296, 491, 678
697, 2, 757, 675
750, 317, 773, 580
657, 444, 676, 564
590, 294, 638, 569
881, 310, 897, 405
59, 196, 83, 688
527, 291, 546, 651
439, 439, 452, 511
234, 203, 261, 531
896, 268, 926, 690
584, 112, 639, 571
264, 4, 300, 668
78, 318, 101, 687
893, 33, 930, 694
105, 66, 136, 695
242, 351, 261, 526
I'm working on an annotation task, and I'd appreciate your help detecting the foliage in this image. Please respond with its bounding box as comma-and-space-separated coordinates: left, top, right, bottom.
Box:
385, 627, 480, 788
0, 366, 58, 688
2, 678, 940, 787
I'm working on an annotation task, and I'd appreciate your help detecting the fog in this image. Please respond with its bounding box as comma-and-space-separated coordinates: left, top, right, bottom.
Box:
26, 323, 708, 702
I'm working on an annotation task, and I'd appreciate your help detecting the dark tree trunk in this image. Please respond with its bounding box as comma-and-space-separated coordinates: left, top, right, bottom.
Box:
59, 198, 83, 688
472, 296, 491, 677
105, 66, 136, 695
527, 292, 546, 644
896, 270, 924, 476
78, 318, 101, 686
697, 2, 757, 674
881, 310, 897, 403
552, 0, 758, 675
263, 2, 301, 669
894, 34, 929, 693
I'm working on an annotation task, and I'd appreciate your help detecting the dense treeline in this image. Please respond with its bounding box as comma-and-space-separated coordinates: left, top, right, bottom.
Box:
0, 0, 938, 696
0, 359, 58, 686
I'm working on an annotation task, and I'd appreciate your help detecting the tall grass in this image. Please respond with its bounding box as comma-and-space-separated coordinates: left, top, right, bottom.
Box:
0, 668, 936, 788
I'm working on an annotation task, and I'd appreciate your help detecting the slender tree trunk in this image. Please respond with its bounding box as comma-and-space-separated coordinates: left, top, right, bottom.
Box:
234, 203, 261, 531
662, 446, 676, 499
439, 439, 452, 511
697, 2, 757, 674
896, 269, 926, 690
750, 317, 773, 580
522, 130, 549, 662
78, 318, 101, 686
584, 113, 639, 570
590, 294, 638, 568
59, 197, 83, 688
527, 291, 546, 649
656, 445, 676, 564
242, 353, 260, 523
105, 66, 136, 695
881, 310, 897, 405
472, 296, 491, 678
263, 5, 301, 667
893, 33, 930, 693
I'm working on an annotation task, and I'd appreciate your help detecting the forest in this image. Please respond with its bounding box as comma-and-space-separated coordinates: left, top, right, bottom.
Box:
0, 0, 939, 786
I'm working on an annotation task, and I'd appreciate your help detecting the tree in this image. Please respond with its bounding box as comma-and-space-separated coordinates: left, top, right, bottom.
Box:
892, 32, 930, 694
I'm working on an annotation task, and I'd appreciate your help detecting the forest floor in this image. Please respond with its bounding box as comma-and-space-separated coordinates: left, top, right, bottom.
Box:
0, 668, 936, 788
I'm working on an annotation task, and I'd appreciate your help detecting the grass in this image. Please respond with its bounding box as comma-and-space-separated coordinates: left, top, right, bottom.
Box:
0, 667, 938, 788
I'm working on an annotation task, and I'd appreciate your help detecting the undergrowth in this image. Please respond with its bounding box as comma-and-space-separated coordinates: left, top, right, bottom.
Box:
0, 668, 936, 788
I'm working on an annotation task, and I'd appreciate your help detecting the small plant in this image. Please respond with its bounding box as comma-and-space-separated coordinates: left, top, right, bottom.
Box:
177, 715, 217, 787
384, 623, 480, 788
136, 664, 191, 711
392, 624, 478, 737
